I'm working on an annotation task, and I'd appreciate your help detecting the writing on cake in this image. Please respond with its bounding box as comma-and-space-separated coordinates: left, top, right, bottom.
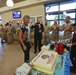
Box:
46, 53, 55, 64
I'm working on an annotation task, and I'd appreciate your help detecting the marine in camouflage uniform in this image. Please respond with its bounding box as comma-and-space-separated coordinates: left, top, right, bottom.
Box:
5, 23, 13, 44
50, 20, 59, 41
0, 24, 4, 43
63, 16, 72, 40
44, 20, 50, 44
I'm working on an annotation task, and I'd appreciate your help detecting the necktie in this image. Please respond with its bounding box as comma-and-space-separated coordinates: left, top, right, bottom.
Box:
38, 24, 40, 29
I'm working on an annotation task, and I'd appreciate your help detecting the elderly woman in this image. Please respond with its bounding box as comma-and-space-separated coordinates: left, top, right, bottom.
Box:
19, 15, 31, 62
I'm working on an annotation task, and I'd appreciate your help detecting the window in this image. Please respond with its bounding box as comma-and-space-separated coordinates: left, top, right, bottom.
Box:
45, 1, 76, 24
46, 4, 59, 13
60, 2, 76, 11
46, 13, 58, 20
45, 0, 76, 36
59, 12, 75, 19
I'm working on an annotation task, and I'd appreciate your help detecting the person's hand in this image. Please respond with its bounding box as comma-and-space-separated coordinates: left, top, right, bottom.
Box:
72, 43, 76, 46
39, 30, 42, 33
23, 46, 27, 50
66, 43, 72, 47
64, 28, 68, 31
30, 42, 32, 46
34, 22, 37, 25
51, 26, 54, 30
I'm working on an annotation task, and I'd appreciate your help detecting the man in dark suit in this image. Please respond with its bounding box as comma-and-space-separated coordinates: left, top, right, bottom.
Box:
70, 23, 76, 73
31, 19, 44, 54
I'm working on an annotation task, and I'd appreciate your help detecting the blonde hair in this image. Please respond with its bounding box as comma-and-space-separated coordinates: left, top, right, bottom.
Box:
23, 15, 30, 21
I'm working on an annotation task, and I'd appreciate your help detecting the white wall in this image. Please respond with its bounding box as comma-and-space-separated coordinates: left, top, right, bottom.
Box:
1, 4, 45, 24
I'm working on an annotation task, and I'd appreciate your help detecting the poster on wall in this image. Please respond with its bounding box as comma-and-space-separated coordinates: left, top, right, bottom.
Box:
30, 17, 36, 25
30, 16, 43, 25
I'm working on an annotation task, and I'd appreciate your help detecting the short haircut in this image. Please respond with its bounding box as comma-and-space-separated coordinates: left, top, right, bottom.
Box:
66, 16, 71, 19
23, 15, 30, 21
6, 22, 9, 25
17, 23, 19, 25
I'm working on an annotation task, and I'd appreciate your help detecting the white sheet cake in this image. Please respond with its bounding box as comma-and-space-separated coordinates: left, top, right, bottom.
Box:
30, 50, 59, 74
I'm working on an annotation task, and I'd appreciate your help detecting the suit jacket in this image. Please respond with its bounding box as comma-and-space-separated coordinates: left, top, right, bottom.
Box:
72, 32, 76, 43
71, 32, 76, 56
31, 22, 44, 39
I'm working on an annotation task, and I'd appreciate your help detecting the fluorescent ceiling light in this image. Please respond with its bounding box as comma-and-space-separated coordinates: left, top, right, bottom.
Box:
6, 0, 14, 7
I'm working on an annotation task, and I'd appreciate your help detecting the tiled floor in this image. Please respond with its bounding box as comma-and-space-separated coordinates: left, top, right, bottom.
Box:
0, 41, 35, 75
0, 40, 76, 75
